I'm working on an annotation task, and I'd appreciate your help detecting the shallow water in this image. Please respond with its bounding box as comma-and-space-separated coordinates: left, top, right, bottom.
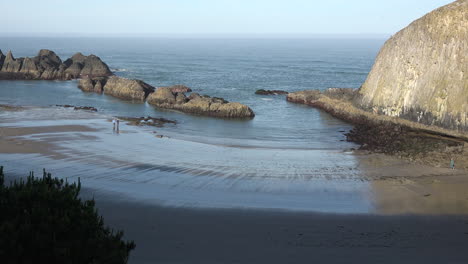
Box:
2, 37, 438, 213
0, 37, 384, 149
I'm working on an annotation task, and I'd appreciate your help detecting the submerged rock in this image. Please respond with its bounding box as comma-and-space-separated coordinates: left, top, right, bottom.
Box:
117, 116, 176, 127
147, 88, 255, 118
255, 89, 289, 95
357, 1, 468, 132
103, 76, 155, 101
55, 104, 98, 112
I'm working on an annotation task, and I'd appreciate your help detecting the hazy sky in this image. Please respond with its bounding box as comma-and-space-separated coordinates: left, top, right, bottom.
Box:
1, 0, 455, 36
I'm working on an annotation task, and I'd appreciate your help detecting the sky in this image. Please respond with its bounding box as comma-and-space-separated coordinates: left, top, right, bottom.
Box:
0, 0, 455, 37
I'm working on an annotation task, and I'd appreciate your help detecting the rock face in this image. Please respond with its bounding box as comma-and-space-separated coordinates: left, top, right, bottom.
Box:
102, 76, 155, 101
357, 0, 468, 132
147, 88, 255, 118
0, 49, 112, 80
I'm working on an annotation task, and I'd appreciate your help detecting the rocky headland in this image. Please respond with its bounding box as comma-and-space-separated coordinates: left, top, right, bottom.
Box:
287, 1, 468, 169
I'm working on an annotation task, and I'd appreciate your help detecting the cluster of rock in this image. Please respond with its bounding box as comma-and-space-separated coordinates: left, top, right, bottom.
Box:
0, 49, 112, 80
147, 87, 255, 118
79, 78, 255, 118
255, 89, 288, 95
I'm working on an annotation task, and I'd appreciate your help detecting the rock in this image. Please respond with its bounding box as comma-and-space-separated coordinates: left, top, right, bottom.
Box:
79, 55, 112, 77
19, 57, 40, 78
55, 105, 97, 112
0, 50, 5, 70
0, 49, 113, 80
357, 1, 468, 132
117, 116, 176, 127
167, 85, 192, 93
2, 51, 23, 72
147, 87, 176, 105
255, 89, 289, 95
78, 78, 95, 92
148, 88, 255, 118
175, 92, 188, 104
103, 76, 155, 101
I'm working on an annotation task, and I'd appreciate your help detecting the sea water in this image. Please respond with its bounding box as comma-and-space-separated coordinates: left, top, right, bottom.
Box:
0, 37, 387, 213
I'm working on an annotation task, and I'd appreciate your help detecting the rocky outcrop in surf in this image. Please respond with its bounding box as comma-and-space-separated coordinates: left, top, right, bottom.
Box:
78, 76, 155, 101
147, 88, 255, 118
357, 0, 467, 132
0, 49, 112, 80
255, 89, 288, 95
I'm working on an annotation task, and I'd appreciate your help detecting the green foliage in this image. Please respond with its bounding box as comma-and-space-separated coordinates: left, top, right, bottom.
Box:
0, 166, 135, 264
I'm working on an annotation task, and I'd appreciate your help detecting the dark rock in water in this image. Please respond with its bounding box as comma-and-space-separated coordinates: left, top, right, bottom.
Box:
147, 88, 255, 118
0, 49, 112, 80
103, 76, 155, 101
0, 50, 6, 71
117, 116, 176, 127
255, 89, 289, 95
55, 105, 98, 112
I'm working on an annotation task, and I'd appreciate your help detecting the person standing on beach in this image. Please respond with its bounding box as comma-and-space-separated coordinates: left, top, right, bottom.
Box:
450, 158, 455, 170
112, 119, 116, 131
116, 119, 120, 133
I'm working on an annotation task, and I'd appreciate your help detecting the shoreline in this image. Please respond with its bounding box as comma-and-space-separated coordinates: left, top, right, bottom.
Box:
287, 89, 468, 170
1, 105, 467, 215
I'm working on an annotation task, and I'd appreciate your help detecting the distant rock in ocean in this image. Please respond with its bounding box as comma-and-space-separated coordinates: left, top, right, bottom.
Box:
0, 49, 112, 80
255, 89, 288, 95
357, 0, 467, 132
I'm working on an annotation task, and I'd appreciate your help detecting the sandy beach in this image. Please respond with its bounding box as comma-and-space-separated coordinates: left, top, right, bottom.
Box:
88, 189, 468, 264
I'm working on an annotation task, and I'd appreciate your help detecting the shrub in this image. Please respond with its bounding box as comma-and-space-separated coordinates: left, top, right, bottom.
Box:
0, 166, 136, 264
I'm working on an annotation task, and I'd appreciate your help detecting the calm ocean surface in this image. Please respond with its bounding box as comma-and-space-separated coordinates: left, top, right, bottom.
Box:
0, 37, 384, 149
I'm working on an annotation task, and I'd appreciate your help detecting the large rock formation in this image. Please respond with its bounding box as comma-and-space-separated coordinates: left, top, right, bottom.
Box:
102, 76, 155, 101
357, 0, 467, 132
0, 49, 112, 80
147, 88, 255, 118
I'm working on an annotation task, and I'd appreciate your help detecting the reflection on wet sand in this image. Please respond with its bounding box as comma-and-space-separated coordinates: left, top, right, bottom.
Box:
1, 107, 467, 214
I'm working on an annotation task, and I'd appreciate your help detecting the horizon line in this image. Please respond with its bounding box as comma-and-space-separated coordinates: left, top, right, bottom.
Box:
0, 32, 391, 39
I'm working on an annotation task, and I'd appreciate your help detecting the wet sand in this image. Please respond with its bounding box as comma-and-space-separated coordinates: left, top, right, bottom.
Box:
88, 189, 468, 264
2, 106, 468, 263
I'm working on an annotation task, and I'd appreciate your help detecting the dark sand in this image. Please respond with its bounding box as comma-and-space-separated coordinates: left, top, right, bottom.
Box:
88, 190, 468, 264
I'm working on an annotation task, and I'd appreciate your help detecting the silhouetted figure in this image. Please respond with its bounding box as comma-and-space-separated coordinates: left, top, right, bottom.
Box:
450, 158, 455, 170
112, 119, 116, 131
116, 119, 120, 133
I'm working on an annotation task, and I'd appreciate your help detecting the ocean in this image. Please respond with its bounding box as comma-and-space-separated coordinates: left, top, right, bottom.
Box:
0, 37, 391, 213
